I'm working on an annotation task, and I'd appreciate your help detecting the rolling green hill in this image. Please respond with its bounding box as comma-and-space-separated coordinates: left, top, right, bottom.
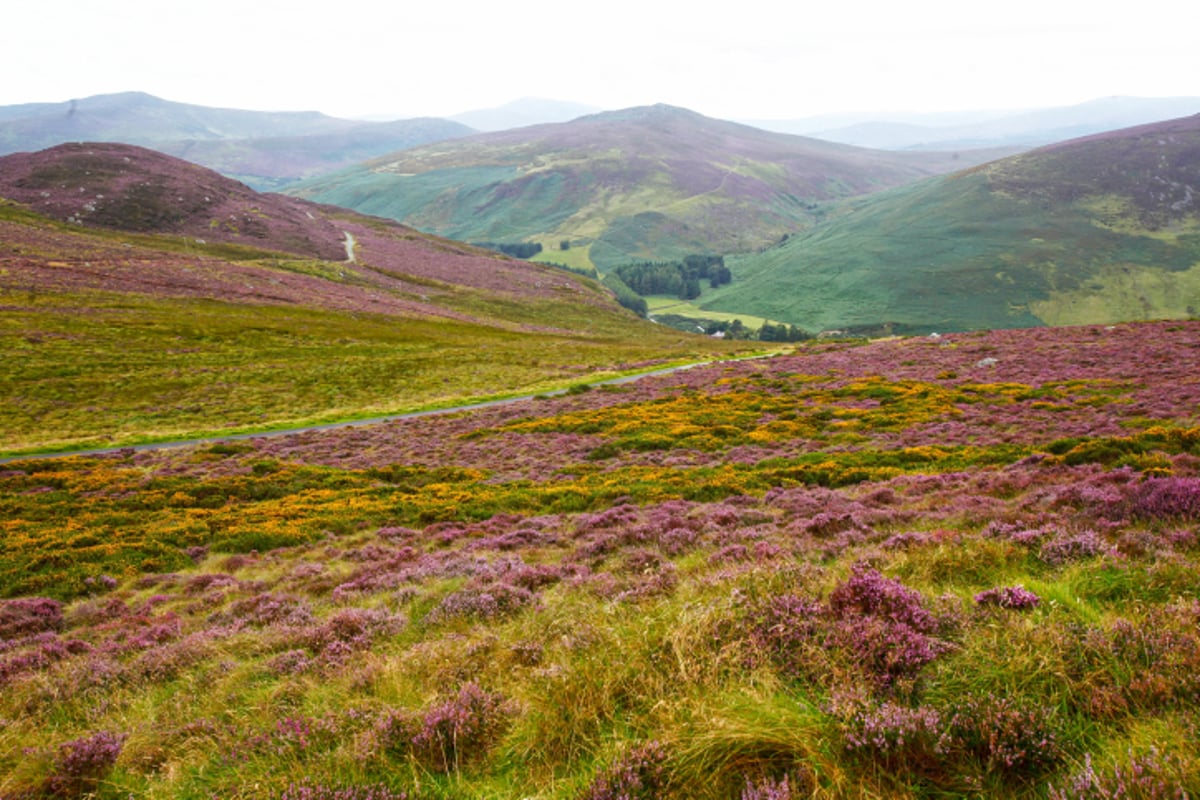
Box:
0, 144, 744, 455
286, 105, 1006, 271
702, 114, 1200, 334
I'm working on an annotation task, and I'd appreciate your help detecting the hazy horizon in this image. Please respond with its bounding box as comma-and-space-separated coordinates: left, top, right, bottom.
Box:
5, 0, 1197, 123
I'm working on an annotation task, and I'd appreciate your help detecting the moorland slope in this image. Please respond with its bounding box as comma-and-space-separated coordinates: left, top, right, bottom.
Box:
705, 114, 1200, 334
286, 105, 1010, 270
0, 143, 741, 454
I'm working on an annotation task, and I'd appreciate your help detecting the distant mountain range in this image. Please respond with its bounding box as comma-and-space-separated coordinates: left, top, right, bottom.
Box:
0, 92, 472, 190
5, 92, 1199, 337
701, 114, 1200, 333
752, 96, 1200, 151
287, 104, 1015, 270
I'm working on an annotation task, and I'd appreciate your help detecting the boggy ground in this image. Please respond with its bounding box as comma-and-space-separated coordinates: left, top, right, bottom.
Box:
2, 320, 1199, 798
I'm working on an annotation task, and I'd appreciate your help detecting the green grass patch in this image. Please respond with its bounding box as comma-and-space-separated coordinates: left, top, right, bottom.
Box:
0, 288, 737, 455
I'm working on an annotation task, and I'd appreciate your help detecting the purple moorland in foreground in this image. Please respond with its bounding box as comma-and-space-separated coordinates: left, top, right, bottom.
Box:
1, 320, 1199, 798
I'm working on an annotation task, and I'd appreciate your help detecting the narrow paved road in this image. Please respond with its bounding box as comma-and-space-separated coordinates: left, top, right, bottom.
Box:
0, 356, 772, 464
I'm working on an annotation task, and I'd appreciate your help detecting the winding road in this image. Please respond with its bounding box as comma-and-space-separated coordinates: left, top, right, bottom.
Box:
1, 355, 774, 464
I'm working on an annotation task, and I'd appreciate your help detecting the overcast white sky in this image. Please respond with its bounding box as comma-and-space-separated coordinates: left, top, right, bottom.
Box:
3, 0, 1196, 120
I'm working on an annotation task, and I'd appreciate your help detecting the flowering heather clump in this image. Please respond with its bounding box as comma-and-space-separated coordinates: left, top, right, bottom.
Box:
1048, 467, 1141, 518
579, 740, 670, 800
217, 592, 314, 629
230, 715, 347, 763
572, 533, 623, 563
618, 548, 668, 575
292, 607, 405, 668
101, 615, 183, 656
1116, 529, 1170, 558
342, 544, 398, 564
1047, 748, 1191, 800
375, 525, 420, 543
614, 567, 679, 603
64, 596, 129, 628
575, 504, 641, 533
308, 607, 404, 651
982, 521, 1056, 547
1080, 613, 1200, 713
944, 694, 1062, 776
709, 544, 752, 565
1041, 530, 1109, 565
804, 511, 864, 538
329, 548, 424, 598
84, 574, 118, 591
749, 593, 827, 680
132, 573, 175, 591
130, 633, 214, 682
705, 502, 768, 528
42, 730, 126, 797
409, 682, 513, 773
278, 781, 413, 800
423, 582, 535, 624
835, 613, 951, 691
842, 702, 944, 766
470, 526, 560, 552
0, 634, 91, 687
0, 597, 63, 639
511, 561, 572, 591
825, 565, 952, 689
660, 526, 701, 556
829, 565, 940, 632
741, 774, 797, 800
268, 649, 315, 676
1129, 477, 1200, 521
974, 585, 1041, 610
183, 572, 239, 595
57, 654, 126, 696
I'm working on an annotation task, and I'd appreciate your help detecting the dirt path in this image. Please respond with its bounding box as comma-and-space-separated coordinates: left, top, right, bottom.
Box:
343, 231, 357, 263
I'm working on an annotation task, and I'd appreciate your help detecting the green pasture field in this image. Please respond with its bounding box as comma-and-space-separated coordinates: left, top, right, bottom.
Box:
707, 174, 1200, 333
645, 296, 780, 330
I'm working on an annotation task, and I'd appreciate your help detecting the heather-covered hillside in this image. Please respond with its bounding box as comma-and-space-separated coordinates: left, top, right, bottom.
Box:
708, 114, 1200, 334
2, 320, 1198, 798
287, 105, 1004, 270
0, 143, 348, 258
0, 144, 741, 455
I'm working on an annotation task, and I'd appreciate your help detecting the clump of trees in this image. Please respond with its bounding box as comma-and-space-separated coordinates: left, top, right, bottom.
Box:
757, 322, 812, 342
703, 319, 811, 341
601, 272, 649, 317
613, 255, 732, 300
472, 242, 544, 259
